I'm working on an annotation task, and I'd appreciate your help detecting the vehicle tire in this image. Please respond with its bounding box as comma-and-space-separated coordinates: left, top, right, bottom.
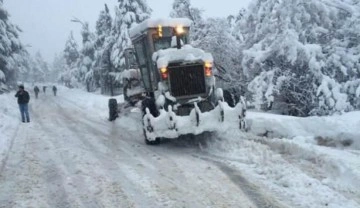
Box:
144, 128, 161, 145
108, 98, 118, 121
123, 79, 130, 103
142, 98, 160, 145
223, 89, 236, 107
141, 97, 159, 117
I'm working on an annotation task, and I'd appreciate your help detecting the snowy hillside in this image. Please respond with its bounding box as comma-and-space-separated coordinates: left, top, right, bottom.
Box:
1, 86, 359, 208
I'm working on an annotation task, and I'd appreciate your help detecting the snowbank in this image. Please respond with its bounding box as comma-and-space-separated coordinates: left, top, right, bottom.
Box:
247, 111, 360, 149
0, 92, 20, 162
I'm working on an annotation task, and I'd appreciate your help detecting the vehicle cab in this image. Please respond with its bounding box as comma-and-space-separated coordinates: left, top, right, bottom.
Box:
129, 18, 215, 114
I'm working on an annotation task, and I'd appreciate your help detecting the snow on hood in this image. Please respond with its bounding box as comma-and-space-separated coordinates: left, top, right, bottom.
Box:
129, 18, 192, 38
152, 45, 213, 68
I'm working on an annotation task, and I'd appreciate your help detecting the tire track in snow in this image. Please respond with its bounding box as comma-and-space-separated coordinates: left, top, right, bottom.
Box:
45, 97, 146, 207
31, 104, 83, 207
32, 96, 127, 207
197, 154, 288, 208
51, 100, 179, 207
0, 123, 20, 176
53, 95, 259, 207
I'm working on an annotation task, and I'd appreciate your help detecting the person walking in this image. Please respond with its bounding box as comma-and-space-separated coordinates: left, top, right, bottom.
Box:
52, 85, 57, 96
15, 85, 30, 123
43, 86, 47, 94
34, 86, 40, 99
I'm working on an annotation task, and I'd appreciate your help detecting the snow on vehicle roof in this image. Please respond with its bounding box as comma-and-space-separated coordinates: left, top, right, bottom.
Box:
152, 45, 213, 68
129, 18, 192, 38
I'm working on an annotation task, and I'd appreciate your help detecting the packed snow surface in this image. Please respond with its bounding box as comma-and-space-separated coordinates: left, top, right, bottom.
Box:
1, 86, 359, 208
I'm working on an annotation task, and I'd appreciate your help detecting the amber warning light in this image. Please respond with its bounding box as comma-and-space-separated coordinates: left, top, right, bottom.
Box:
160, 67, 168, 80
158, 25, 163, 37
204, 62, 213, 77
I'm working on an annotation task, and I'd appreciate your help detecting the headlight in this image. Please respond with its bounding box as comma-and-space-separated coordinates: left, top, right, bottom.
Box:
175, 25, 185, 35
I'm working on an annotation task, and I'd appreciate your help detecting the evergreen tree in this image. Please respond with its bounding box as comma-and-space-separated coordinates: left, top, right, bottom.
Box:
170, 0, 202, 24
61, 31, 80, 88
111, 0, 151, 70
34, 52, 50, 82
239, 0, 360, 116
0, 1, 28, 92
80, 22, 95, 92
50, 53, 65, 83
94, 4, 112, 91
195, 18, 244, 95
71, 18, 96, 92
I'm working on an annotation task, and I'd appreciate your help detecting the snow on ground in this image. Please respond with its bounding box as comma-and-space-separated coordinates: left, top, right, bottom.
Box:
202, 111, 360, 208
247, 111, 360, 149
1, 86, 359, 208
0, 92, 19, 164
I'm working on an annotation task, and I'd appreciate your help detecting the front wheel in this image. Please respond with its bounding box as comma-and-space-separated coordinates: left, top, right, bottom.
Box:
142, 98, 160, 145
144, 128, 161, 145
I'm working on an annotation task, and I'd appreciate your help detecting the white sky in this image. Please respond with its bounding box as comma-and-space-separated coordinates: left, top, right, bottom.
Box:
4, 0, 252, 63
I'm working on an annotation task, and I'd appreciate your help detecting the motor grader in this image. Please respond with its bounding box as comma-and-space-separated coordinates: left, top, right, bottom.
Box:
109, 18, 246, 145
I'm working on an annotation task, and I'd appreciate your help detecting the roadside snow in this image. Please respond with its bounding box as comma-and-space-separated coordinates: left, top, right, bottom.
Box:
0, 93, 19, 163
1, 87, 360, 208
247, 111, 360, 149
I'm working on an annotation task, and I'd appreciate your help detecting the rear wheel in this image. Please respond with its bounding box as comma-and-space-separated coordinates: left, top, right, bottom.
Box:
108, 98, 118, 121
142, 98, 160, 145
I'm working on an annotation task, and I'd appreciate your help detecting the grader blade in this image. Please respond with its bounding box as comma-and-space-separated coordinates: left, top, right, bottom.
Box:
143, 101, 247, 141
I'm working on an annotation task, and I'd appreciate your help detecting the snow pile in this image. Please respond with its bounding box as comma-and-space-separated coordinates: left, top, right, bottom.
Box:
152, 45, 213, 68
205, 131, 360, 208
0, 93, 20, 162
129, 18, 192, 38
246, 111, 360, 149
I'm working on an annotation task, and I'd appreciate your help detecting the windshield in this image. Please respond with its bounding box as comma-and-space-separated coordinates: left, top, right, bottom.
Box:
153, 36, 172, 51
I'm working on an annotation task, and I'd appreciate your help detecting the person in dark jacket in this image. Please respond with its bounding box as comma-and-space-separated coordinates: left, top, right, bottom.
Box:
15, 85, 30, 123
34, 86, 40, 99
43, 86, 47, 94
52, 85, 57, 96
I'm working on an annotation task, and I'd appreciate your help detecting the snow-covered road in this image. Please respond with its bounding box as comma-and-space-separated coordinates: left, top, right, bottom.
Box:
1, 87, 359, 208
0, 89, 284, 208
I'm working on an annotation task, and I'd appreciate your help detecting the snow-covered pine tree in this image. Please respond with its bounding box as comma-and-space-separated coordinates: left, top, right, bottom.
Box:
50, 53, 65, 83
33, 52, 50, 82
239, 0, 360, 116
61, 31, 80, 88
73, 19, 96, 92
0, 1, 28, 93
94, 4, 113, 93
229, 8, 246, 42
111, 0, 151, 71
